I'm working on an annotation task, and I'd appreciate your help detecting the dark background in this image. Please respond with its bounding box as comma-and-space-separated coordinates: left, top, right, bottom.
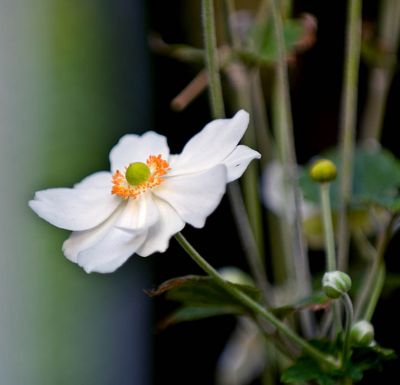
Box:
147, 1, 400, 384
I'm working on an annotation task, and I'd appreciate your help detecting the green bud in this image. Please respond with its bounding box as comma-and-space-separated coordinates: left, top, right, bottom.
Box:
322, 271, 352, 299
310, 159, 337, 183
125, 162, 151, 186
350, 320, 374, 347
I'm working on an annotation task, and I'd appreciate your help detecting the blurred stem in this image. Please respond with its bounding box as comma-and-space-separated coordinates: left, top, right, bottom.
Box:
225, 63, 265, 260
228, 182, 273, 305
203, 0, 272, 305
202, 0, 225, 118
341, 293, 354, 368
320, 183, 336, 271
354, 215, 396, 320
268, 0, 313, 336
175, 232, 340, 370
320, 182, 341, 333
360, 0, 400, 141
337, 0, 362, 271
363, 264, 385, 322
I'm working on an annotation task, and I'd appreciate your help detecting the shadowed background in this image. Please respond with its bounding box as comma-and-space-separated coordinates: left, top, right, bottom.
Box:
1, 1, 399, 385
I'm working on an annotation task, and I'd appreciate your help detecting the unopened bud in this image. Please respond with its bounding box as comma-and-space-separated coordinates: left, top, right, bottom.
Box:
310, 159, 337, 183
350, 320, 374, 347
322, 271, 352, 299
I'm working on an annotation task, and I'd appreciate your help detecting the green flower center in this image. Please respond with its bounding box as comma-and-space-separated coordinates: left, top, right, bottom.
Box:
125, 162, 151, 186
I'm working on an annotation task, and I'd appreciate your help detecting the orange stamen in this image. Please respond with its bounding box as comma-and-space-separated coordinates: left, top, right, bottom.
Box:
111, 154, 170, 199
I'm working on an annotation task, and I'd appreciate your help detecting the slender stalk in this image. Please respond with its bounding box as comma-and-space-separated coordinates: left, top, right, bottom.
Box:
363, 264, 385, 322
206, 0, 272, 305
354, 215, 396, 320
337, 0, 362, 271
269, 0, 313, 336
341, 293, 354, 367
228, 182, 273, 305
175, 232, 340, 369
202, 0, 225, 118
320, 182, 341, 333
360, 0, 400, 141
320, 183, 337, 271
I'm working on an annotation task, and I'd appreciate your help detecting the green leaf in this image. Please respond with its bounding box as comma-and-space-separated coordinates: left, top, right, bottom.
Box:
243, 19, 305, 65
147, 275, 262, 326
158, 305, 241, 329
282, 338, 396, 384
272, 291, 331, 318
300, 146, 400, 212
281, 356, 338, 385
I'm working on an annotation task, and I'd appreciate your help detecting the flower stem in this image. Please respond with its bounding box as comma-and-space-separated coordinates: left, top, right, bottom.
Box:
202, 0, 272, 306
320, 183, 336, 272
175, 232, 340, 370
269, 0, 313, 336
337, 0, 362, 271
202, 0, 225, 119
363, 264, 385, 322
354, 215, 396, 320
341, 293, 354, 367
320, 182, 342, 333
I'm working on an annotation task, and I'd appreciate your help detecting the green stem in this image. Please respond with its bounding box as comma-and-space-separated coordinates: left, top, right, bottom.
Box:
175, 232, 340, 369
341, 293, 354, 367
320, 182, 342, 333
202, 0, 225, 119
354, 215, 396, 320
360, 0, 400, 141
320, 183, 337, 271
228, 182, 273, 305
268, 0, 313, 337
337, 0, 362, 271
363, 263, 385, 322
203, 0, 272, 305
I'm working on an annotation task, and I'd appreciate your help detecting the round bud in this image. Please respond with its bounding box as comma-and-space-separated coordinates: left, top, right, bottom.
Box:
350, 320, 374, 347
310, 159, 337, 183
125, 162, 151, 186
322, 271, 352, 299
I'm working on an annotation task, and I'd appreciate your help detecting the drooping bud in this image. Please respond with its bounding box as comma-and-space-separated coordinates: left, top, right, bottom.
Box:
350, 320, 375, 347
322, 271, 352, 299
310, 159, 337, 183
125, 162, 151, 186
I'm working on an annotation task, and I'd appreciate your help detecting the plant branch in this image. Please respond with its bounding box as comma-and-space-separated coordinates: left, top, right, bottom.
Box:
175, 232, 340, 370
337, 0, 362, 271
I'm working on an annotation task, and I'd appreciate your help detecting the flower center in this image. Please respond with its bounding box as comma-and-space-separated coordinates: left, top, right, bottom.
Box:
112, 154, 170, 199
125, 162, 151, 186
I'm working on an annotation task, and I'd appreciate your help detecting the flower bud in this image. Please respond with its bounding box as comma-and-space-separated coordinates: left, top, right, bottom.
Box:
125, 162, 151, 186
310, 159, 337, 183
350, 320, 375, 347
322, 271, 352, 299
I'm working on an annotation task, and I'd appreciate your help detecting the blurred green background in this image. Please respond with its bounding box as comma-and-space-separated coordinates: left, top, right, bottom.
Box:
0, 1, 151, 384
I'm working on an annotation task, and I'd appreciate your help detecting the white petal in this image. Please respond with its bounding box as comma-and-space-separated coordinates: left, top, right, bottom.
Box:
169, 110, 249, 175
136, 197, 185, 257
74, 171, 112, 189
77, 228, 147, 273
63, 204, 148, 273
223, 145, 261, 182
116, 192, 159, 231
109, 132, 170, 172
63, 204, 125, 263
29, 185, 120, 231
153, 165, 227, 228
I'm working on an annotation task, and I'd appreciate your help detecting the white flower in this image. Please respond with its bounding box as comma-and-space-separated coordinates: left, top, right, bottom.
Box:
29, 110, 260, 273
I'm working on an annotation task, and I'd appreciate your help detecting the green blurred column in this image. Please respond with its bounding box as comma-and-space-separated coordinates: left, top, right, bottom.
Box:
0, 1, 151, 384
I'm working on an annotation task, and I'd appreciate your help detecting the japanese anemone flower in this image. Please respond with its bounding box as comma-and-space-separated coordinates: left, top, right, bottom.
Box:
29, 110, 260, 273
